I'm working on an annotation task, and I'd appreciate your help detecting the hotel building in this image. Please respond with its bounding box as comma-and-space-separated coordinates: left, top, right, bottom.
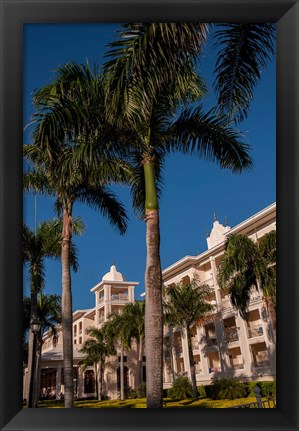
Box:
23, 202, 276, 400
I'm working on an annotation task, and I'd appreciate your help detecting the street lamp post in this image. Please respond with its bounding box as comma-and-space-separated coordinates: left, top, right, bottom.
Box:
28, 318, 41, 408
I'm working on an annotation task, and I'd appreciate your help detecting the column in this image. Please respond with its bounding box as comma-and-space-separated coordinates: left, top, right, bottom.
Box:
258, 304, 276, 372
56, 366, 62, 397
209, 257, 222, 306
128, 286, 134, 302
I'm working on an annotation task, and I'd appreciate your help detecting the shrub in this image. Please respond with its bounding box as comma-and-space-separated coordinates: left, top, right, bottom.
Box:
259, 381, 275, 398
197, 385, 207, 398
125, 387, 139, 399
246, 381, 260, 397
211, 377, 247, 400
168, 376, 193, 400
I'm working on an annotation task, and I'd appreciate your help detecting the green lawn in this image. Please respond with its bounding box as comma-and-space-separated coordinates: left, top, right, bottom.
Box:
37, 397, 275, 409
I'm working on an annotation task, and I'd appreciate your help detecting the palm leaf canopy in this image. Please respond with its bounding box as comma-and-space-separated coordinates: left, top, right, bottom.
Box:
163, 280, 214, 328
23, 294, 62, 339
217, 234, 267, 319
23, 220, 82, 294
213, 23, 275, 123
24, 144, 129, 235
103, 23, 208, 126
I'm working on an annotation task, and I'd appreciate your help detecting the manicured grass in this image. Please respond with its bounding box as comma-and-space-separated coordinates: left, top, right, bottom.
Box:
38, 396, 275, 409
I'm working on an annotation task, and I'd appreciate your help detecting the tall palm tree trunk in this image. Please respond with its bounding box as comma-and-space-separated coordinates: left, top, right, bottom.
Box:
61, 208, 74, 408
94, 362, 99, 400
169, 326, 176, 382
144, 160, 163, 408
187, 329, 198, 399
120, 346, 124, 400
27, 286, 38, 407
99, 360, 104, 400
137, 340, 143, 398
33, 332, 42, 407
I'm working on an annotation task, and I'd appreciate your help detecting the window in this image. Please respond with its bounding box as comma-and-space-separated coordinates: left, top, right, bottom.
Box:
79, 337, 82, 344
74, 325, 77, 336
118, 356, 127, 362
79, 322, 82, 334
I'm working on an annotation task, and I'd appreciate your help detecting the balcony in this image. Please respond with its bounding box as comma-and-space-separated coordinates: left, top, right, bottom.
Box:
199, 277, 214, 288
192, 339, 199, 350
231, 363, 244, 370
111, 293, 128, 301
98, 296, 104, 303
247, 325, 263, 339
253, 360, 270, 368
225, 327, 239, 343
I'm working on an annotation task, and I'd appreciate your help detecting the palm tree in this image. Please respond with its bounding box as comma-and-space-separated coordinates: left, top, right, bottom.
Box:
121, 301, 145, 397
23, 220, 80, 407
23, 293, 62, 405
103, 311, 134, 400
79, 327, 115, 400
24, 145, 129, 408
163, 280, 215, 399
26, 24, 275, 407
217, 231, 276, 329
102, 22, 273, 407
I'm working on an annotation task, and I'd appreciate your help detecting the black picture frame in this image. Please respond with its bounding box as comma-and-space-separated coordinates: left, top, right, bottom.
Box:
0, 1, 298, 430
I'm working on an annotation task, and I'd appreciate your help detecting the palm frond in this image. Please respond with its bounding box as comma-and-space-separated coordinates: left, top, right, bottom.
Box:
213, 23, 275, 123
166, 105, 253, 173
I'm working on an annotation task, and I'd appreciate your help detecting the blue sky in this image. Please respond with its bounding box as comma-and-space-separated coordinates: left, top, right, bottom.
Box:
23, 24, 276, 310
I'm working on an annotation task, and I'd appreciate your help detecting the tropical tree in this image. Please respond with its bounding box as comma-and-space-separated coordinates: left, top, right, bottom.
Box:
24, 145, 129, 408
23, 220, 80, 407
25, 23, 275, 407
103, 311, 134, 401
23, 293, 62, 406
102, 22, 274, 407
121, 301, 145, 397
164, 280, 215, 398
217, 231, 276, 329
79, 327, 115, 400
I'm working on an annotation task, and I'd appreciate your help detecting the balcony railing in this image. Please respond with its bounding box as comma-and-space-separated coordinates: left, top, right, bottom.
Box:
199, 277, 214, 288
98, 317, 105, 324
247, 325, 263, 338
111, 293, 128, 301
98, 296, 104, 303
225, 327, 239, 342
253, 360, 270, 368
231, 363, 244, 370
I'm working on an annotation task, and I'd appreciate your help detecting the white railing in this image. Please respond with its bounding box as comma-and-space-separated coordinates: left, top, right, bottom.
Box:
111, 293, 128, 301
225, 327, 239, 342
231, 363, 244, 370
247, 324, 263, 338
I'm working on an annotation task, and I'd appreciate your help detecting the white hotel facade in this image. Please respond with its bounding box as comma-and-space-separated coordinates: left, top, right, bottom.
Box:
24, 202, 276, 400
